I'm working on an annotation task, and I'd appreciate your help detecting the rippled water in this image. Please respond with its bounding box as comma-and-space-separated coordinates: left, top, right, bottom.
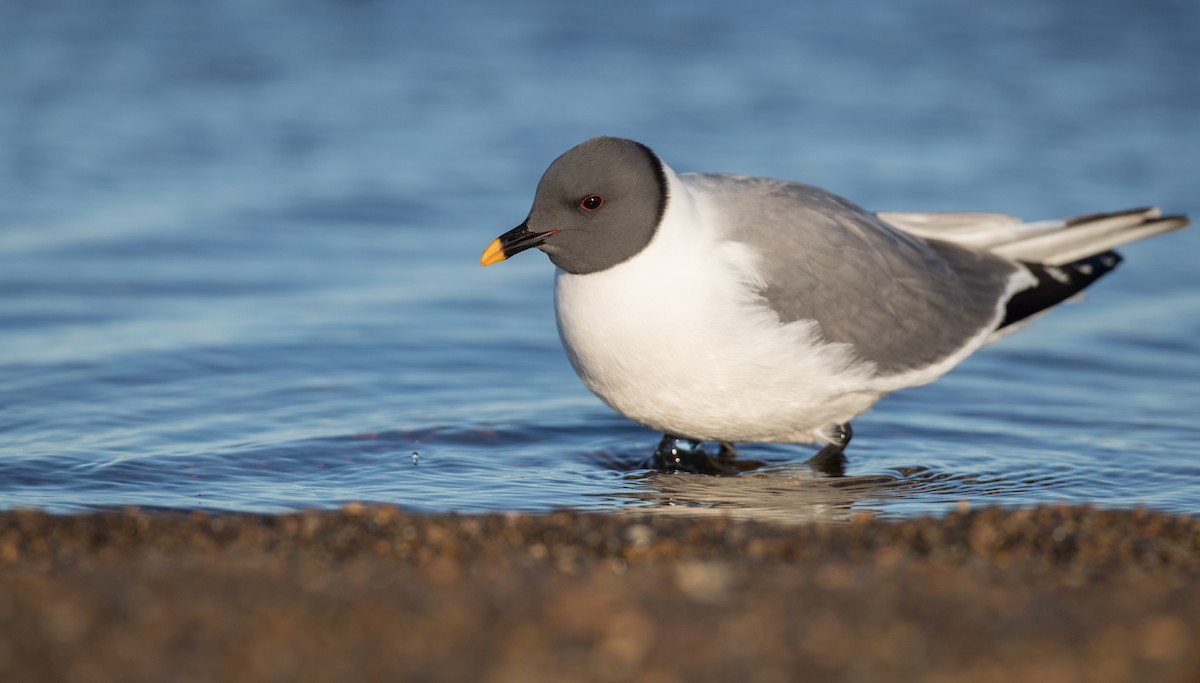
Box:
2, 0, 1198, 522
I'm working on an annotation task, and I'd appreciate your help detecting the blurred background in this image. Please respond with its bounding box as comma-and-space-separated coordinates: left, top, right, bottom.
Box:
1, 0, 1197, 518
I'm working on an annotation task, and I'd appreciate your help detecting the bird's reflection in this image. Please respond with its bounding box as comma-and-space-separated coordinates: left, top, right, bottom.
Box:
588, 438, 904, 524
620, 466, 902, 524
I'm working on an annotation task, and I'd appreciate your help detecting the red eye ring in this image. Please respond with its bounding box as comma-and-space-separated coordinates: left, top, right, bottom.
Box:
580, 194, 604, 212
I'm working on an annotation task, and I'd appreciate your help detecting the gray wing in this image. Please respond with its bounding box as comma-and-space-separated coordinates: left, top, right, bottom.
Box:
684, 174, 1025, 376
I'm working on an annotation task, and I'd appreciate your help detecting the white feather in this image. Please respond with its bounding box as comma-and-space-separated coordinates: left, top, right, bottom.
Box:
881, 208, 1187, 266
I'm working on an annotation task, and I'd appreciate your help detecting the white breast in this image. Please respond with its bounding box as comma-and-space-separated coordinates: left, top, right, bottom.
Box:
552, 167, 882, 444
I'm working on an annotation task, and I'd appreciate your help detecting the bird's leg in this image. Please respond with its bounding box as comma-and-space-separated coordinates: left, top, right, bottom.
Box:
807, 423, 852, 476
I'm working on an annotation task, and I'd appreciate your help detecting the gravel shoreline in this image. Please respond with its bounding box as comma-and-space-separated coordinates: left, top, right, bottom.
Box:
2, 505, 1197, 682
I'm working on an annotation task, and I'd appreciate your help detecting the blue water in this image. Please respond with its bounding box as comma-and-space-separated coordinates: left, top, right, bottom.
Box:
2, 0, 1198, 522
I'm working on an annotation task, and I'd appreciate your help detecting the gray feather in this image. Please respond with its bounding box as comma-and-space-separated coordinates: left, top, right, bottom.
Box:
684, 174, 1023, 375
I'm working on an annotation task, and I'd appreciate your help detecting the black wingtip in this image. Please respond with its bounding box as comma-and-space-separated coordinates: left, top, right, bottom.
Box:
1000, 251, 1123, 328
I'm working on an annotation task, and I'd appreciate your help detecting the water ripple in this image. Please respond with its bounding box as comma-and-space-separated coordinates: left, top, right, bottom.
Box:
2, 0, 1198, 520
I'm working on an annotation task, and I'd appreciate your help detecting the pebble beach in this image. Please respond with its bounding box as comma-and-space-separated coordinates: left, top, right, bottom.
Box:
3, 505, 1197, 682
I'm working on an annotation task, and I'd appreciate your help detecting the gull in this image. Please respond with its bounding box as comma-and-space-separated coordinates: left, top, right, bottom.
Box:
481, 137, 1188, 471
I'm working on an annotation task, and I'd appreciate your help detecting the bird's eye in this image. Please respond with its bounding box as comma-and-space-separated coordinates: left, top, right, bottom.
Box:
579, 195, 604, 212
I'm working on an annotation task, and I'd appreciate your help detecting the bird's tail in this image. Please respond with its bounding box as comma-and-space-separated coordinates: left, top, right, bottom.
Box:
881, 207, 1188, 332
880, 206, 1188, 266
986, 207, 1188, 266
996, 208, 1187, 329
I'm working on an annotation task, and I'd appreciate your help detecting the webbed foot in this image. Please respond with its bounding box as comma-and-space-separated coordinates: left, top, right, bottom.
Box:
650, 435, 763, 475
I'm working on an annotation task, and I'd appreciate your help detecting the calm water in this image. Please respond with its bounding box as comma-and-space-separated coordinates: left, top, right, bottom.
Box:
2, 0, 1198, 522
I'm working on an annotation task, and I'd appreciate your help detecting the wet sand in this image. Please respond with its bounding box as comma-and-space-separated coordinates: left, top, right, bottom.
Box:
1, 505, 1197, 683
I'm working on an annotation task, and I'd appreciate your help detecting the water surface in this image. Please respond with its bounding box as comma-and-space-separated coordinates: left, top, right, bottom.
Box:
2, 0, 1198, 522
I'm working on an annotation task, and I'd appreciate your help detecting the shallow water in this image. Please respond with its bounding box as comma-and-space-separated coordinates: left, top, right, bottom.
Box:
2, 0, 1198, 522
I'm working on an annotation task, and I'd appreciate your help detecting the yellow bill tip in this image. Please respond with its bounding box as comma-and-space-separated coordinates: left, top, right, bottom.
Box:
480, 238, 507, 267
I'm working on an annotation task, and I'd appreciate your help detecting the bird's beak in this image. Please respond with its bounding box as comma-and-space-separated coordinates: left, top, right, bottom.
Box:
480, 223, 559, 267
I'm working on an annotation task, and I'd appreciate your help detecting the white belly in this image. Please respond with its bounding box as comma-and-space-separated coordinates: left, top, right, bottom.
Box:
552, 234, 882, 444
